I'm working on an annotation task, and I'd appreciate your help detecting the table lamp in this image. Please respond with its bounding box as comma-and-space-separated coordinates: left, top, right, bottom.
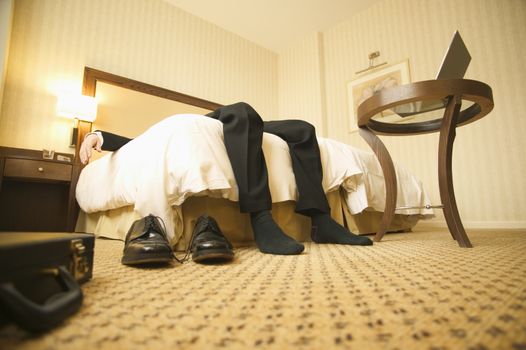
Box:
56, 93, 97, 148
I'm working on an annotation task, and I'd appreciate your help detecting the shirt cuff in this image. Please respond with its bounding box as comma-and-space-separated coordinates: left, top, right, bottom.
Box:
84, 131, 104, 147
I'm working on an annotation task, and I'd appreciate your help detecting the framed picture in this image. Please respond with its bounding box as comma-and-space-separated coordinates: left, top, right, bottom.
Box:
347, 60, 410, 132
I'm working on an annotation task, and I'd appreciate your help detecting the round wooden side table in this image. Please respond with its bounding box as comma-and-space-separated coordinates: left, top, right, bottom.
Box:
357, 79, 494, 247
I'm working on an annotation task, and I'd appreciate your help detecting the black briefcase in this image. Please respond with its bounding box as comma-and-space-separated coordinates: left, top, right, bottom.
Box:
0, 232, 95, 332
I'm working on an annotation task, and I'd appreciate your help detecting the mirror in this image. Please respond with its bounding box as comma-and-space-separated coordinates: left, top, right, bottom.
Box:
78, 67, 222, 163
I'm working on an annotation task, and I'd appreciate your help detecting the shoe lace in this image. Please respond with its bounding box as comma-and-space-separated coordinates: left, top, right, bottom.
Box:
144, 215, 157, 232
147, 214, 187, 264
150, 214, 222, 264
172, 214, 219, 263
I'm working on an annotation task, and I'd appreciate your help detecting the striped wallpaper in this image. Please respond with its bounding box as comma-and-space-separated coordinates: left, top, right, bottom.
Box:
0, 0, 14, 113
315, 0, 526, 227
0, 0, 278, 153
277, 32, 327, 135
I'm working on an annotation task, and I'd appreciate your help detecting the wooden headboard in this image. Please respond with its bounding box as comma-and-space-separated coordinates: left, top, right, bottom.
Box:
76, 67, 223, 163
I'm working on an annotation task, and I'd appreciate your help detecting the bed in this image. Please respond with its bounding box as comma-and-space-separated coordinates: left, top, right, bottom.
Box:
74, 67, 433, 249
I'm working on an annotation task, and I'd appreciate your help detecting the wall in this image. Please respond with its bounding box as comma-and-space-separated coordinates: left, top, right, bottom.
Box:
0, 0, 278, 153
280, 0, 526, 228
277, 32, 327, 135
0, 0, 14, 115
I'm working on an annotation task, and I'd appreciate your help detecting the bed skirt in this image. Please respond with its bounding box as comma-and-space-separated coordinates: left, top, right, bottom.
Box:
75, 190, 422, 250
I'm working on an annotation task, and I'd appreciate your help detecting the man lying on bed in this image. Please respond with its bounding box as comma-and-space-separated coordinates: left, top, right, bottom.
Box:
80, 102, 372, 264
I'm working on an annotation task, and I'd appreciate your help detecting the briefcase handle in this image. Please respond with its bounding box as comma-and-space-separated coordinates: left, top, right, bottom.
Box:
0, 266, 83, 332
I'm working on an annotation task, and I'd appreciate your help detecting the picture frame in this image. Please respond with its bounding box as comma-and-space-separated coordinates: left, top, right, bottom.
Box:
347, 60, 410, 132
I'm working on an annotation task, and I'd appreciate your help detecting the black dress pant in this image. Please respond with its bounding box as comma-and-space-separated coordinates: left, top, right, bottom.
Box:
207, 102, 330, 216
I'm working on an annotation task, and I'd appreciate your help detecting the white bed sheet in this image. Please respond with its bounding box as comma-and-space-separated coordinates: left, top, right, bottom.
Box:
76, 114, 432, 241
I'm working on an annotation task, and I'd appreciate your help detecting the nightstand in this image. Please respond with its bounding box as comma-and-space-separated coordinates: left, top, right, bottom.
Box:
0, 147, 81, 232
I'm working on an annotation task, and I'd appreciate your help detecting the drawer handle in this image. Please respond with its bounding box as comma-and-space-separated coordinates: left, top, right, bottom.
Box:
38, 167, 44, 172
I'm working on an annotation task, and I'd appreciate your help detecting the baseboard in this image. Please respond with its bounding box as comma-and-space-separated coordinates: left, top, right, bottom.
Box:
415, 220, 447, 229
462, 221, 526, 229
416, 220, 526, 230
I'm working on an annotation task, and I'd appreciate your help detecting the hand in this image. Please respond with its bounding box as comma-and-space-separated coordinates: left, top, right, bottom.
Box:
80, 133, 102, 164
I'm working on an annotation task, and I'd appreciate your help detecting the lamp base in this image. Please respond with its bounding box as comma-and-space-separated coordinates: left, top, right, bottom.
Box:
70, 127, 78, 148
74, 120, 92, 164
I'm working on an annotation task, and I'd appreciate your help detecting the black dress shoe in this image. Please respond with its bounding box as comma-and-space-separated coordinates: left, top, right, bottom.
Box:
121, 214, 173, 265
190, 214, 234, 263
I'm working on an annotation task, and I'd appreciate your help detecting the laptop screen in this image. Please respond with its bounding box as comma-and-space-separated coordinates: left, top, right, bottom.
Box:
391, 31, 472, 117
435, 31, 471, 80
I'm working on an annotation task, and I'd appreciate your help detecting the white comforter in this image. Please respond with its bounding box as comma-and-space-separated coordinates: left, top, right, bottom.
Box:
76, 114, 432, 240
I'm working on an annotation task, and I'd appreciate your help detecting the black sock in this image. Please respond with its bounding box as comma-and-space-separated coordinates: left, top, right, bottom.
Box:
311, 213, 373, 246
250, 210, 304, 255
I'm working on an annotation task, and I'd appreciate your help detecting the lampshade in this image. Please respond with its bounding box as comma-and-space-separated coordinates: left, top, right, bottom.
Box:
57, 93, 97, 122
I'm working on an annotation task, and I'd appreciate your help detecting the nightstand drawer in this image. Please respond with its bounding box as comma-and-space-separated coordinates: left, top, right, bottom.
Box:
4, 158, 72, 182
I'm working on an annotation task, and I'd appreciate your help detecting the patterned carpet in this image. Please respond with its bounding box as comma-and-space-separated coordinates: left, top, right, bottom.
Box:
1, 228, 525, 350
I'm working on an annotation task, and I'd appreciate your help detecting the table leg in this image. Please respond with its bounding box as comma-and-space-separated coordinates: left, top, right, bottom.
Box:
359, 126, 397, 242
438, 95, 473, 248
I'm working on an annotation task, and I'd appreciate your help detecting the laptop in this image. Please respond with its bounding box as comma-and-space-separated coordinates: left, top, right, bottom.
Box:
393, 30, 471, 117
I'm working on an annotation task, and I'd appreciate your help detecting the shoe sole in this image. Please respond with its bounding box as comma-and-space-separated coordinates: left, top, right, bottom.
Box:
121, 253, 173, 265
192, 249, 234, 263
